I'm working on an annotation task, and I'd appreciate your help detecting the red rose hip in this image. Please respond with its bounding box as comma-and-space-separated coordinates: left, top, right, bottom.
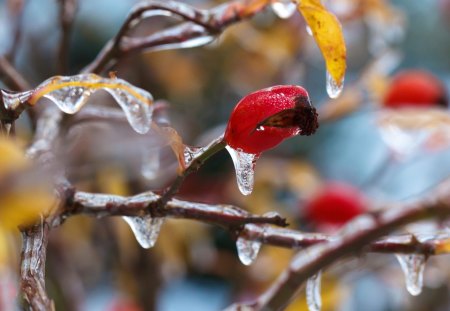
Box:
224, 85, 319, 154
304, 182, 366, 229
383, 70, 448, 108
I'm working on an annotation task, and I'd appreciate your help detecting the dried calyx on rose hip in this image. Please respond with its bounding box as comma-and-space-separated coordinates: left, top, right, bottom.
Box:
224, 85, 319, 154
383, 70, 448, 108
303, 182, 366, 232
224, 85, 319, 196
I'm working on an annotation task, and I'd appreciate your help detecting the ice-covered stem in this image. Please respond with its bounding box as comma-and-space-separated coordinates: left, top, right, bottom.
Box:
246, 188, 450, 310
63, 191, 288, 229
57, 0, 78, 74
83, 0, 271, 74
20, 222, 55, 311
157, 134, 227, 207
240, 226, 449, 256
0, 55, 30, 91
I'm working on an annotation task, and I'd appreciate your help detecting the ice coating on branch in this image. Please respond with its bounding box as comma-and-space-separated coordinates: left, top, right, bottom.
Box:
226, 146, 259, 196
183, 145, 205, 167
236, 224, 264, 265
26, 74, 153, 134
306, 271, 322, 311
326, 71, 344, 99
271, 0, 297, 19
124, 24, 216, 53
123, 215, 164, 249
1, 89, 33, 110
395, 254, 426, 296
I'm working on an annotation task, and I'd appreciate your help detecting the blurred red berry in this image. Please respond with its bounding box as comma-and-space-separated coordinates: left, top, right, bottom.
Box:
383, 70, 448, 108
304, 182, 366, 227
224, 85, 319, 154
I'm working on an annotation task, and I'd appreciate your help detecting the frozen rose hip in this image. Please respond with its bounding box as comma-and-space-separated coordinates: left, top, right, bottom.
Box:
224, 85, 319, 154
304, 182, 366, 227
383, 70, 448, 108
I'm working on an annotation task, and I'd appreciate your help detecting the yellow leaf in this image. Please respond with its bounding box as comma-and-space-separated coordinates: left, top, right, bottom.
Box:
0, 138, 54, 231
0, 188, 55, 230
0, 138, 28, 176
297, 0, 346, 87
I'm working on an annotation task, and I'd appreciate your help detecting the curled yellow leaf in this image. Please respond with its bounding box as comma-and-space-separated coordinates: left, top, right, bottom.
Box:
297, 0, 346, 88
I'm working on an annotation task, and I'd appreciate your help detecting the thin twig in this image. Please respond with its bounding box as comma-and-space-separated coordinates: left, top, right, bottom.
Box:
82, 0, 270, 74
57, 0, 77, 74
158, 135, 226, 207
240, 226, 447, 256
238, 184, 450, 310
0, 55, 30, 91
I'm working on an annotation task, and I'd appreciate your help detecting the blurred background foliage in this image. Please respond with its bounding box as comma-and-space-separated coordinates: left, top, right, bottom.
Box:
1, 0, 450, 310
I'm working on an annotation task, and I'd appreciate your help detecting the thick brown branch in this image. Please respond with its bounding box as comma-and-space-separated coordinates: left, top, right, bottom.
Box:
65, 191, 288, 229
244, 187, 450, 310
20, 222, 54, 311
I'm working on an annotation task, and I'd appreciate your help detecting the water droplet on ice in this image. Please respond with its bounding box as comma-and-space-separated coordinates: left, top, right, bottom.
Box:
226, 146, 259, 196
306, 271, 322, 311
123, 215, 164, 249
326, 71, 344, 99
271, 1, 297, 19
395, 254, 426, 296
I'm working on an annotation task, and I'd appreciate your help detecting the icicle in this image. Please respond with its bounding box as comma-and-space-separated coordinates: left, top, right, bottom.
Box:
236, 224, 264, 266
225, 146, 259, 196
306, 271, 322, 311
3, 123, 11, 137
141, 150, 160, 180
395, 254, 426, 296
33, 74, 153, 134
271, 0, 297, 19
326, 71, 344, 99
123, 215, 164, 249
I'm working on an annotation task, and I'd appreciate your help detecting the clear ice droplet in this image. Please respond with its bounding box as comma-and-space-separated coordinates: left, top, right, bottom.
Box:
271, 1, 297, 19
236, 235, 262, 266
123, 215, 164, 249
225, 146, 259, 196
306, 271, 322, 311
395, 254, 426, 296
326, 71, 344, 99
